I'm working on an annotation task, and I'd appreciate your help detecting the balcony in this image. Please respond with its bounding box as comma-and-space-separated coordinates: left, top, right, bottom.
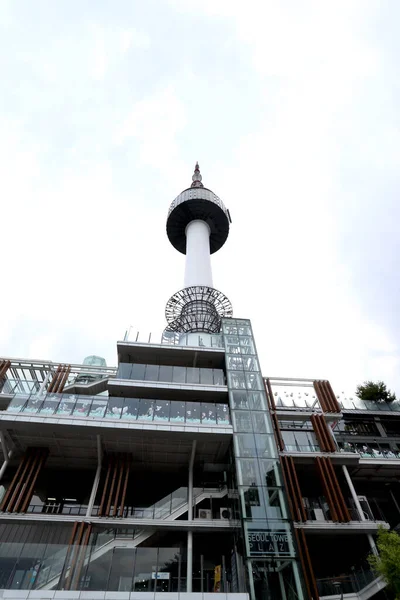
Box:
299, 496, 389, 533
24, 486, 228, 521
338, 441, 400, 460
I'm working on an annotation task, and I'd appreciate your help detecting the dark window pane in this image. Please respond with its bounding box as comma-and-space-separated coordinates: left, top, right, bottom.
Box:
159, 366, 173, 382
214, 370, 225, 385
200, 368, 213, 385
131, 364, 146, 380
186, 367, 200, 384
173, 366, 186, 383
145, 364, 159, 382
117, 363, 132, 379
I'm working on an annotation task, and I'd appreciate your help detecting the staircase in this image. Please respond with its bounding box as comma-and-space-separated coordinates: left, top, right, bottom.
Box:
40, 486, 227, 590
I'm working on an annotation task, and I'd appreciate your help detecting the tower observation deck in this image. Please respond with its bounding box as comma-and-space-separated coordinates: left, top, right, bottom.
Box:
165, 163, 233, 336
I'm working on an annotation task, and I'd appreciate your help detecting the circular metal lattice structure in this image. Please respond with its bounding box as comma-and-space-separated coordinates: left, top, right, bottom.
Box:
166, 187, 230, 255
164, 286, 233, 334
165, 286, 232, 323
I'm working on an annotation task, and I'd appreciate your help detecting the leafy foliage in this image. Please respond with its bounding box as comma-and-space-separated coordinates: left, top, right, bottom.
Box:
368, 527, 400, 597
356, 381, 396, 403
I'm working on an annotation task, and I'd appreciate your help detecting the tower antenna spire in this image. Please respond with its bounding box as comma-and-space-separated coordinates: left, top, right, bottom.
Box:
165, 161, 232, 339
191, 162, 203, 188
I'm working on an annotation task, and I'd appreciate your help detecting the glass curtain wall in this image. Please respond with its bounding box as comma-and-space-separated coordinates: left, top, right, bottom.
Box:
222, 318, 305, 600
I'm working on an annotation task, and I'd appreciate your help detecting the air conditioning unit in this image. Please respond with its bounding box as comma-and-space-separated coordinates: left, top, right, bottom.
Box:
220, 507, 232, 520
198, 509, 212, 520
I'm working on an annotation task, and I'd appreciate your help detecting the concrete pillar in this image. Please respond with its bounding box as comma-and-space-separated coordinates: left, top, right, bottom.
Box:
187, 440, 197, 593
86, 435, 102, 518
342, 464, 377, 554
38, 370, 52, 395
184, 220, 213, 288
0, 432, 12, 482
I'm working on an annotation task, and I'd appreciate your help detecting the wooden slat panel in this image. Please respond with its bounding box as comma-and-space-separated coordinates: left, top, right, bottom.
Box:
0, 451, 27, 511
98, 457, 112, 516
289, 457, 307, 521
7, 450, 36, 512
320, 416, 336, 453
281, 457, 301, 521
65, 521, 86, 590
322, 457, 345, 522
13, 449, 41, 513
106, 454, 118, 517
272, 412, 285, 451
71, 523, 92, 590
280, 457, 297, 521
20, 448, 49, 513
119, 454, 131, 518
47, 365, 62, 393
313, 381, 328, 412
57, 366, 71, 393
325, 458, 351, 522
265, 378, 277, 410
323, 381, 341, 413
59, 522, 79, 589
300, 528, 320, 600
294, 528, 313, 600
0, 360, 11, 379
315, 457, 338, 522
113, 454, 125, 516
311, 415, 326, 452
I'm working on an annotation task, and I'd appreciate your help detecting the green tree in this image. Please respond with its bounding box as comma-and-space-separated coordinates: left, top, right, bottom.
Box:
356, 381, 396, 403
368, 527, 400, 598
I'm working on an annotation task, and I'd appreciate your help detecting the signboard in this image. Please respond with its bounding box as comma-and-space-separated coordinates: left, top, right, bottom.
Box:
247, 530, 291, 556
152, 572, 170, 580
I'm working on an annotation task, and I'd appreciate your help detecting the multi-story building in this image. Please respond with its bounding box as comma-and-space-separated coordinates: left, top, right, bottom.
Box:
0, 165, 396, 600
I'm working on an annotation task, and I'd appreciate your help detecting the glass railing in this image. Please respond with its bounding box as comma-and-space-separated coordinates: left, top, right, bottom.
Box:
116, 363, 226, 386
284, 444, 320, 453
339, 395, 400, 412
338, 442, 400, 459
4, 393, 231, 426
303, 497, 380, 523
25, 487, 225, 520
317, 555, 379, 597
124, 329, 225, 349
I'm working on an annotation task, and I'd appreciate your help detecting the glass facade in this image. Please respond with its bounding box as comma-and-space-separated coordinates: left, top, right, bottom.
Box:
5, 394, 231, 426
117, 363, 226, 386
0, 524, 240, 593
222, 319, 305, 600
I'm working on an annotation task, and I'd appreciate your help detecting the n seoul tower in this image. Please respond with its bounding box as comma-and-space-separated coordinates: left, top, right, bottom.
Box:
164, 163, 233, 339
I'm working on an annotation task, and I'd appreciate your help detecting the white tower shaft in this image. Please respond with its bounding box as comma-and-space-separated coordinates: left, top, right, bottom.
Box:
184, 220, 213, 288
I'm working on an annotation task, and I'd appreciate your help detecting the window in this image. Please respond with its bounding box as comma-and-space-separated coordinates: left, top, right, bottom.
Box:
145, 364, 159, 382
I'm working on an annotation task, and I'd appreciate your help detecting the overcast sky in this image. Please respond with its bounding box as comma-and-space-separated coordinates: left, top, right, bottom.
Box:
1, 0, 399, 397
